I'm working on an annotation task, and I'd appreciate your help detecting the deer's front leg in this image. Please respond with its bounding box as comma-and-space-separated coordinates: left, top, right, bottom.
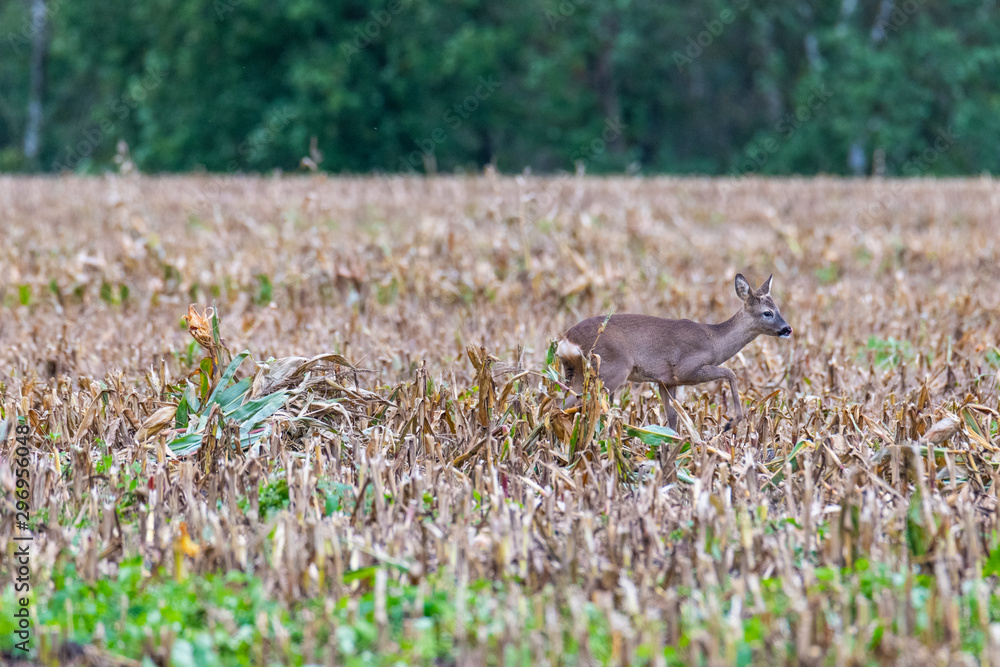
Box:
688, 365, 743, 431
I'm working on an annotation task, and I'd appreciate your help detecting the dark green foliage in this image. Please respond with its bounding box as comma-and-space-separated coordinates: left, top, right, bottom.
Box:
2, 0, 999, 175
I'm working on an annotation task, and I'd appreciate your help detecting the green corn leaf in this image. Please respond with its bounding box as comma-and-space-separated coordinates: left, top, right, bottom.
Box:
231, 389, 287, 427
984, 545, 1000, 577
235, 392, 288, 449
206, 350, 251, 406
211, 304, 222, 347
342, 565, 378, 584
676, 468, 697, 484
166, 432, 204, 457
215, 377, 253, 414
906, 488, 928, 558
626, 424, 679, 448
184, 380, 200, 415
175, 391, 190, 429
546, 340, 557, 367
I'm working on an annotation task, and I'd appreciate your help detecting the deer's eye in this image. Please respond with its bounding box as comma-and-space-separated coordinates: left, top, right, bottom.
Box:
763, 311, 774, 318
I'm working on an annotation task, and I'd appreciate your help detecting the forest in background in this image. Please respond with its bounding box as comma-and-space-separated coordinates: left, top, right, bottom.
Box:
2, 0, 999, 176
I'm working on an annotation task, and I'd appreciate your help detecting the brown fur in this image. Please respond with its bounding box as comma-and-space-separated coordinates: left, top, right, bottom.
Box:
557, 274, 791, 430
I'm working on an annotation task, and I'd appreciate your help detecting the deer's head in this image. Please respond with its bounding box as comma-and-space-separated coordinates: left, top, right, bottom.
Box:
735, 273, 792, 338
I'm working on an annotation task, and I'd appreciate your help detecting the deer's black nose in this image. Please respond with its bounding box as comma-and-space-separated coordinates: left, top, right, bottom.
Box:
778, 326, 792, 338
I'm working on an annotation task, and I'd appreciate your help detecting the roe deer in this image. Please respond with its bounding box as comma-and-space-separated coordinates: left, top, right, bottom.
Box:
556, 274, 791, 430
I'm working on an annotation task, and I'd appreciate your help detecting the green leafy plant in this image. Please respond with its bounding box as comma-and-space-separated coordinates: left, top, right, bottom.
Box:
166, 351, 288, 456
862, 336, 915, 368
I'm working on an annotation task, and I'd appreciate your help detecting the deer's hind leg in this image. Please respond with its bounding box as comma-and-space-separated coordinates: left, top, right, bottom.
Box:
657, 382, 678, 431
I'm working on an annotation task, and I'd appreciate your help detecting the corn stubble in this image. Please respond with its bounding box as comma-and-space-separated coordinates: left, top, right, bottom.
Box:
1, 174, 999, 665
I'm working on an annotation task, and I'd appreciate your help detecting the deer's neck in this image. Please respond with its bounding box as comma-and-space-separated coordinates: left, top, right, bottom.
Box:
708, 311, 759, 364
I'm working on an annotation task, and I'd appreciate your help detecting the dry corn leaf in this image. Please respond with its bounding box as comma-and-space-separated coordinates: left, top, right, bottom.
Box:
135, 404, 178, 442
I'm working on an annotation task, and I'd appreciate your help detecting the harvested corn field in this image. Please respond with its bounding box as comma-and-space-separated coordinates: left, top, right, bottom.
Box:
1, 175, 999, 666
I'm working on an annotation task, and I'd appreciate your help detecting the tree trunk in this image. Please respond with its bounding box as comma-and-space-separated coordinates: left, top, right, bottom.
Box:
24, 0, 49, 169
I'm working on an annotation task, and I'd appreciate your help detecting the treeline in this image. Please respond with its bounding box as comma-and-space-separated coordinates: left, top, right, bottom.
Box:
1, 0, 998, 175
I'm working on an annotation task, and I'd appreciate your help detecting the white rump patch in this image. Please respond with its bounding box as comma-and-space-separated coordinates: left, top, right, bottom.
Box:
555, 338, 582, 360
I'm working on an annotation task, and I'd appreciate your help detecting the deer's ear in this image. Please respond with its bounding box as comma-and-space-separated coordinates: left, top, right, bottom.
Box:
735, 274, 752, 302
756, 274, 773, 296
